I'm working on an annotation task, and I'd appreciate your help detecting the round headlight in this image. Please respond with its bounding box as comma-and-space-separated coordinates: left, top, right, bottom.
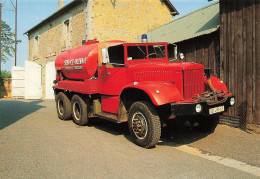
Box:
230, 98, 235, 106
195, 104, 202, 113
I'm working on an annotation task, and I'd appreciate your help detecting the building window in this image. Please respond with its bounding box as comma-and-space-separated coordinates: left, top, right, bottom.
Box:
33, 35, 39, 60
62, 19, 71, 50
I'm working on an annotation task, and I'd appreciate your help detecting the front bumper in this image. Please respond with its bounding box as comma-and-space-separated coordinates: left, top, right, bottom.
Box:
170, 96, 235, 116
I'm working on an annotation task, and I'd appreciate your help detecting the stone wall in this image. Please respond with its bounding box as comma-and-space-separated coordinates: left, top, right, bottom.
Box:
92, 0, 173, 42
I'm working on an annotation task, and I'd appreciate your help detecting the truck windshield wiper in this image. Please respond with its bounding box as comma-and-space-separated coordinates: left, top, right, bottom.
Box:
136, 44, 146, 57
157, 44, 165, 56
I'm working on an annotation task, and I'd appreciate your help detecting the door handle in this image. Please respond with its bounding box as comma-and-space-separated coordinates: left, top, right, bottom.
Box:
107, 72, 111, 75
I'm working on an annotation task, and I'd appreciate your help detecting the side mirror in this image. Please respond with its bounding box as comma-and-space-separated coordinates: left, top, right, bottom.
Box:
168, 43, 178, 61
174, 45, 178, 59
101, 48, 109, 64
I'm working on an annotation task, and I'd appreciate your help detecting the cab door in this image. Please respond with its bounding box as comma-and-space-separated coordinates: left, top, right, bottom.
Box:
99, 64, 127, 114
99, 64, 126, 95
99, 44, 126, 95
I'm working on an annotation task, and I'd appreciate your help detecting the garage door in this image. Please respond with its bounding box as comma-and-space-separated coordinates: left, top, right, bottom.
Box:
12, 66, 25, 98
25, 61, 42, 99
45, 61, 56, 99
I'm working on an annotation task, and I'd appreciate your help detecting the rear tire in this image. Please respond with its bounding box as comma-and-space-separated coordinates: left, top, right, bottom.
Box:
197, 115, 219, 133
71, 94, 89, 126
56, 92, 72, 120
128, 101, 161, 148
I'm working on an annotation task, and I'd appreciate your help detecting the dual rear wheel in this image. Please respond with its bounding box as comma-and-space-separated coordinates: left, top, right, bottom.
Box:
56, 92, 71, 120
71, 95, 89, 126
56, 92, 89, 126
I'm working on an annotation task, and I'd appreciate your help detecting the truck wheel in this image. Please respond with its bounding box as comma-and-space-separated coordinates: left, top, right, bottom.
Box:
71, 95, 89, 126
56, 92, 72, 120
197, 115, 219, 133
128, 101, 161, 148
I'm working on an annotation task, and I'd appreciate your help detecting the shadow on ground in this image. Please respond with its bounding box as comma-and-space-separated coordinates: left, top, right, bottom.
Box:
88, 118, 210, 147
0, 100, 44, 130
158, 122, 210, 147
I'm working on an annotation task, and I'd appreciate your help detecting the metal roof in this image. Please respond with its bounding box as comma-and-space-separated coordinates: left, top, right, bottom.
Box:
24, 0, 178, 35
147, 1, 219, 43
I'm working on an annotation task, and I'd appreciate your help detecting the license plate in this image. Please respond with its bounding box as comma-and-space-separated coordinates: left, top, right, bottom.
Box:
209, 106, 224, 115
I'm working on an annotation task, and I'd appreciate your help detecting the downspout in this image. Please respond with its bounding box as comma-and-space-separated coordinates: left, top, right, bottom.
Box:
83, 0, 87, 41
86, 0, 94, 40
24, 32, 31, 62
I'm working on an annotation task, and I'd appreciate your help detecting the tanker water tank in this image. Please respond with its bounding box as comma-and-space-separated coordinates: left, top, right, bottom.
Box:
55, 43, 98, 80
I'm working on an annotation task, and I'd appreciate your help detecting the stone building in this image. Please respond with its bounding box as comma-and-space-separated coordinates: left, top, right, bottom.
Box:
24, 0, 178, 99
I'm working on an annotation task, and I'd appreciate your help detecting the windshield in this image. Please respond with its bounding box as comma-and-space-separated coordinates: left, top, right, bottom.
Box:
127, 45, 147, 60
148, 45, 165, 59
127, 44, 166, 60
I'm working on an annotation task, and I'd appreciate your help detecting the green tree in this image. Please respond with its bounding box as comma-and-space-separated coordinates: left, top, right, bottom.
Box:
1, 20, 21, 63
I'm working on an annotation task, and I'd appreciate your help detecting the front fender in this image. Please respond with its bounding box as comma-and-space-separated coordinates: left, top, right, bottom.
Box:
204, 76, 228, 92
122, 81, 183, 106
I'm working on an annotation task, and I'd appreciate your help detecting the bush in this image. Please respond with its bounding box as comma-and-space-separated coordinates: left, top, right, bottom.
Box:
1, 70, 11, 78
0, 70, 11, 86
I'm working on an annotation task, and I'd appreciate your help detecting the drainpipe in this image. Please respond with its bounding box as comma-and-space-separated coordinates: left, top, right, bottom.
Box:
86, 0, 94, 40
83, 0, 87, 42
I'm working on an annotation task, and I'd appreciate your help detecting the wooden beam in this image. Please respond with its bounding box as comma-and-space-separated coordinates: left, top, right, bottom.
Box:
255, 0, 260, 124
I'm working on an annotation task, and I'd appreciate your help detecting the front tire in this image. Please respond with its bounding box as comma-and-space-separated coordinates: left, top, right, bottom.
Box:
71, 94, 89, 126
56, 92, 72, 120
128, 101, 161, 148
197, 115, 219, 133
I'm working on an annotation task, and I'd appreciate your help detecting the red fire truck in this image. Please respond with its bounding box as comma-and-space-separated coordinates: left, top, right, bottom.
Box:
53, 40, 235, 148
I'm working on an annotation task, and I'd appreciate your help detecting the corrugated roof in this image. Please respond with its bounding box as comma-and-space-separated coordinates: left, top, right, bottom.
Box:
147, 1, 219, 43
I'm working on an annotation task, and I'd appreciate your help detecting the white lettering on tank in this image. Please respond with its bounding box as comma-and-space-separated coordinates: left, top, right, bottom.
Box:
69, 60, 74, 65
64, 60, 69, 66
64, 57, 87, 66
64, 59, 74, 66
74, 66, 83, 70
65, 67, 73, 70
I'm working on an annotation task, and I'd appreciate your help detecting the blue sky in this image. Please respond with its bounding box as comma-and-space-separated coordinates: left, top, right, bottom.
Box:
1, 0, 218, 71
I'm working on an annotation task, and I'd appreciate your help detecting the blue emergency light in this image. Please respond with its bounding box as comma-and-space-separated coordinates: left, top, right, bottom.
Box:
141, 34, 148, 42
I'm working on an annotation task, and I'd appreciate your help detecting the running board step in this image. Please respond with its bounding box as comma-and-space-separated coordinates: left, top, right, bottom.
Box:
95, 112, 121, 123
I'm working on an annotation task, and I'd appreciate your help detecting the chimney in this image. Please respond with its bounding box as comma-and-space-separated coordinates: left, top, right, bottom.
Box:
58, 0, 64, 10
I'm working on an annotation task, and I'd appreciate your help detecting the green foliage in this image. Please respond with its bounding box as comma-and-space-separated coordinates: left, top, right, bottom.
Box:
0, 70, 11, 86
1, 70, 11, 78
1, 20, 21, 63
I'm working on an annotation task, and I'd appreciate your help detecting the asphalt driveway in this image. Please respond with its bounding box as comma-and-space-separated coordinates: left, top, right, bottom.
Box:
0, 99, 259, 178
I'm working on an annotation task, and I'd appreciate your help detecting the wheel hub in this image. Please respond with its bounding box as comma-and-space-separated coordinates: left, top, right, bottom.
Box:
58, 99, 64, 115
73, 101, 81, 121
132, 112, 148, 139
